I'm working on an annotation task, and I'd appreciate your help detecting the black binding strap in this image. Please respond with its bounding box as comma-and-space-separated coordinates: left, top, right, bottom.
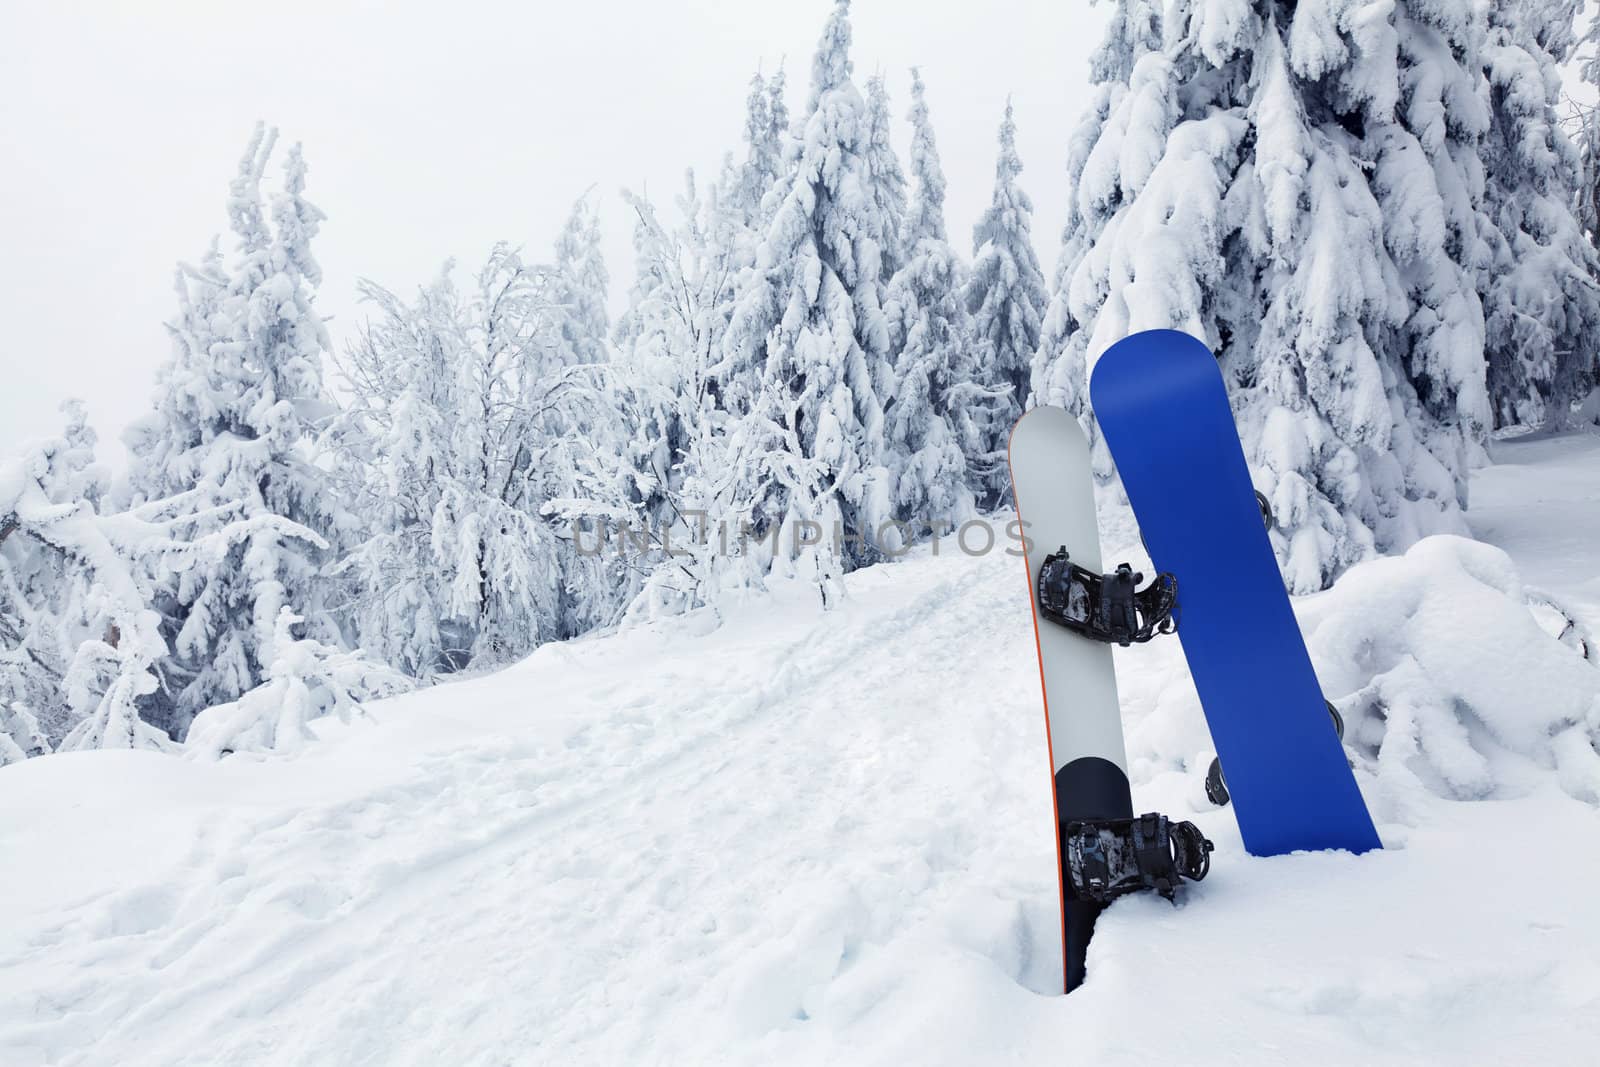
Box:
1037, 547, 1178, 646
1062, 814, 1213, 904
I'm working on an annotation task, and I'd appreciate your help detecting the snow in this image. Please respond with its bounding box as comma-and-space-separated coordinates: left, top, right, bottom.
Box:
1472, 430, 1600, 625
3, 433, 1600, 1065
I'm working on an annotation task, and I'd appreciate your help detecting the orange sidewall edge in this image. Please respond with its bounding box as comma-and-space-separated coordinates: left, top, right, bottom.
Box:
1005, 416, 1068, 996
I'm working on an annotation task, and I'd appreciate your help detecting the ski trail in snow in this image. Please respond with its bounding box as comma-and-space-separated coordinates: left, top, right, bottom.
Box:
3, 548, 1062, 1066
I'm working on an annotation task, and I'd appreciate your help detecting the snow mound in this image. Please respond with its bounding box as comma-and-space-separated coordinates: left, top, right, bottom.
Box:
1302, 536, 1600, 808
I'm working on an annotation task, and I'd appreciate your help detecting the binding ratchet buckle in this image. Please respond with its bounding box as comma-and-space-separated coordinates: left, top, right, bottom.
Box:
1063, 813, 1213, 903
1037, 547, 1178, 646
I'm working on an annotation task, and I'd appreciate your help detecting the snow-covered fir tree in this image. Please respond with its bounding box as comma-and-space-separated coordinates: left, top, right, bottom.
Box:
1, 431, 172, 756
734, 69, 792, 233
331, 244, 608, 675
735, 71, 775, 228
2, 407, 330, 756
1578, 9, 1600, 255
551, 196, 611, 369
122, 124, 345, 736
0, 403, 109, 750
708, 67, 794, 416
965, 99, 1047, 507
0, 700, 48, 766
766, 67, 791, 172
1030, 2, 1599, 592
864, 72, 909, 285
1479, 1, 1600, 429
1577, 9, 1600, 427
185, 606, 408, 759
883, 68, 977, 529
723, 0, 896, 590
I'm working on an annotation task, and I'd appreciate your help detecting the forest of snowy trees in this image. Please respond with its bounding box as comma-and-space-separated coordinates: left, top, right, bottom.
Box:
5, 0, 1600, 763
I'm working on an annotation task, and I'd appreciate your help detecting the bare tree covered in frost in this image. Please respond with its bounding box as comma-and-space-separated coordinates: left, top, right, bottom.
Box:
572, 165, 802, 623
723, 0, 897, 592
965, 100, 1047, 507
121, 125, 347, 736
1033, 2, 1597, 592
330, 245, 607, 675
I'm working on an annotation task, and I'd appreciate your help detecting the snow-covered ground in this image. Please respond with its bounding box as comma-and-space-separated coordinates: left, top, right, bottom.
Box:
3, 434, 1599, 1066
1473, 431, 1600, 628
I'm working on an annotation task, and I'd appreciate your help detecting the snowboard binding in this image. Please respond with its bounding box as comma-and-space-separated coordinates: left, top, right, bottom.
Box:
1204, 700, 1347, 807
1062, 813, 1213, 903
1037, 548, 1178, 646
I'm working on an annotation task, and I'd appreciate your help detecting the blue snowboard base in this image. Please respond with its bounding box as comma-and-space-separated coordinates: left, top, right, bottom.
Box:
1091, 330, 1381, 857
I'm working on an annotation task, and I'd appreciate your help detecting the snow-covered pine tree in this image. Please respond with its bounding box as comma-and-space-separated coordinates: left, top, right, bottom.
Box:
1577, 7, 1600, 426
706, 66, 795, 418
122, 124, 345, 735
735, 72, 783, 232
739, 70, 773, 210
1578, 8, 1600, 257
965, 99, 1047, 507
1031, 3, 1553, 592
50, 401, 108, 512
1032, 2, 1162, 423
2, 412, 320, 755
551, 196, 611, 369
883, 68, 977, 529
1480, 1, 1600, 429
766, 66, 791, 165
865, 72, 909, 285
332, 246, 596, 674
185, 606, 408, 759
899, 73, 944, 247
723, 0, 896, 586
0, 701, 48, 766
0, 403, 108, 749
1, 433, 171, 755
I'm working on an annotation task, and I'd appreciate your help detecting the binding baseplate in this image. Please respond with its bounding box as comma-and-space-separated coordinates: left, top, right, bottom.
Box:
1037, 548, 1178, 647
1063, 813, 1214, 903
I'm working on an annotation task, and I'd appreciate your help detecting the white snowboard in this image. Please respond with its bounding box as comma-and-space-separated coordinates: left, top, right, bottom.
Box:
1007, 404, 1133, 993
1008, 406, 1130, 788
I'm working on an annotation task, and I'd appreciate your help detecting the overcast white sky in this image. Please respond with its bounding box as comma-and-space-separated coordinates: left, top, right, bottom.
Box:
0, 0, 1110, 460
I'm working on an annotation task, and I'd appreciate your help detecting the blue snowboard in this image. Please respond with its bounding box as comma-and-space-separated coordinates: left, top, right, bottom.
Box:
1090, 330, 1381, 857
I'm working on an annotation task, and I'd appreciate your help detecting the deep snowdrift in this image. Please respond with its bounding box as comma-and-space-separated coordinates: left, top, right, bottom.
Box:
2, 434, 1598, 1066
